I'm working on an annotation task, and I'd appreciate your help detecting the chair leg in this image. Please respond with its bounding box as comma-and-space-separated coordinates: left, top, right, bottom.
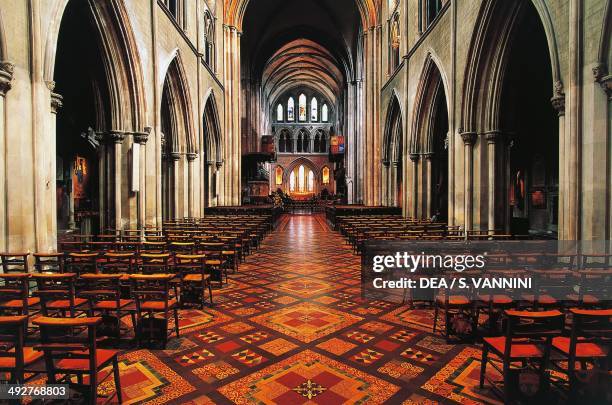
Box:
480, 345, 488, 388
433, 305, 439, 333
113, 357, 122, 404
173, 308, 180, 337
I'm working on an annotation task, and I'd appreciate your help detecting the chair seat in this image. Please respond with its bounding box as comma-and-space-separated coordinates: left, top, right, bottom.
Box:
477, 294, 513, 304
183, 274, 211, 282
436, 295, 471, 305
56, 348, 119, 370
521, 294, 556, 304
94, 299, 133, 310
566, 294, 599, 304
483, 336, 544, 358
552, 336, 609, 358
0, 347, 44, 368
0, 297, 40, 308
140, 298, 178, 311
47, 298, 88, 309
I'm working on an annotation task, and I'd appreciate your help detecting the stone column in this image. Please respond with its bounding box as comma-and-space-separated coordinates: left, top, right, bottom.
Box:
0, 63, 12, 251
485, 131, 502, 234
392, 161, 400, 207
382, 161, 390, 205
409, 154, 420, 218
423, 153, 433, 218
134, 131, 149, 232
95, 132, 106, 231
215, 161, 223, 207
460, 132, 477, 232
551, 88, 566, 237
171, 152, 181, 219
187, 152, 197, 218
50, 91, 63, 238
109, 131, 126, 232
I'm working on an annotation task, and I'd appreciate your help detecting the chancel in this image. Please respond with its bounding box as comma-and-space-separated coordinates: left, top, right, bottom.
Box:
0, 0, 610, 403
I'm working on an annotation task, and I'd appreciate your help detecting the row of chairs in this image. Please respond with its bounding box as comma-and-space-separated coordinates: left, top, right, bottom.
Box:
480, 308, 611, 402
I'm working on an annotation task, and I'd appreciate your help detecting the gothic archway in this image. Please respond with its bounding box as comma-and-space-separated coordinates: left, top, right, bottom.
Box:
383, 93, 403, 207
203, 91, 223, 207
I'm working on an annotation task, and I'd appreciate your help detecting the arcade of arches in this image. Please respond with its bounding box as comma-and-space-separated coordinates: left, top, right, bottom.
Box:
0, 0, 610, 402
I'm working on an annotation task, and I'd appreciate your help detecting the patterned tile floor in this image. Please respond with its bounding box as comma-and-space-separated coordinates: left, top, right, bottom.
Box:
107, 214, 504, 404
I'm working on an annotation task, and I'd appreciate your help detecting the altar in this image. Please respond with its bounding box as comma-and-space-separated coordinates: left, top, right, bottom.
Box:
291, 192, 315, 201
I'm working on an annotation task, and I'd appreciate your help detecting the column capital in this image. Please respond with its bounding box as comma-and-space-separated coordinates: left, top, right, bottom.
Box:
108, 131, 126, 144
0, 61, 14, 96
186, 152, 198, 162
423, 152, 434, 160
484, 130, 503, 144
391, 160, 400, 167
593, 64, 611, 98
133, 131, 149, 144
170, 152, 181, 161
215, 160, 223, 169
550, 79, 565, 116
460, 131, 477, 146
409, 153, 420, 162
382, 159, 390, 167
50, 92, 63, 114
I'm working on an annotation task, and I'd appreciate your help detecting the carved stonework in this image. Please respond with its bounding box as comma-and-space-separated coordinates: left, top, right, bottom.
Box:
0, 61, 14, 96
409, 153, 420, 162
133, 131, 149, 145
215, 161, 223, 169
550, 80, 565, 116
186, 152, 198, 162
50, 92, 63, 114
460, 132, 477, 146
382, 160, 390, 167
170, 152, 181, 161
423, 153, 434, 161
109, 131, 126, 144
484, 131, 503, 144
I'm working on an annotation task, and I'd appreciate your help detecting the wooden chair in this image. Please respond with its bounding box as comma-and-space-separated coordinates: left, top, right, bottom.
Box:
175, 254, 213, 308
521, 269, 573, 309
33, 253, 65, 273
0, 273, 39, 324
64, 252, 99, 276
99, 252, 135, 275
0, 253, 30, 273
79, 273, 135, 337
433, 272, 477, 339
567, 269, 609, 308
0, 315, 43, 383
551, 308, 611, 399
33, 316, 122, 404
129, 274, 179, 347
480, 309, 564, 402
32, 273, 88, 318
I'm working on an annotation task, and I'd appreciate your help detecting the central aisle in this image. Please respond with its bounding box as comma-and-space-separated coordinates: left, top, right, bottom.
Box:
117, 215, 497, 404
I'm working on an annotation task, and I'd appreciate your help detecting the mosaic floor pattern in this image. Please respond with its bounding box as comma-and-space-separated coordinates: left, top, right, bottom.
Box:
105, 214, 500, 404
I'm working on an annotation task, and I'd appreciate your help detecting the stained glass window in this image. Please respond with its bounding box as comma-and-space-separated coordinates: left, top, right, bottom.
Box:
311, 98, 318, 121
275, 166, 283, 185
298, 165, 305, 192
322, 104, 329, 122
287, 97, 295, 121
289, 171, 295, 191
308, 171, 314, 192
298, 94, 307, 121
277, 104, 283, 121
322, 166, 330, 184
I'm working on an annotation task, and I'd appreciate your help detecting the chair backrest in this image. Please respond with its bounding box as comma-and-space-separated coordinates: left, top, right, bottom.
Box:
0, 273, 31, 308
174, 254, 206, 275
79, 274, 123, 307
139, 253, 170, 274
33, 316, 102, 375
65, 252, 99, 275
32, 273, 78, 316
129, 274, 175, 312
99, 252, 135, 274
0, 253, 30, 273
569, 308, 612, 345
33, 253, 64, 273
0, 315, 28, 375
504, 309, 564, 345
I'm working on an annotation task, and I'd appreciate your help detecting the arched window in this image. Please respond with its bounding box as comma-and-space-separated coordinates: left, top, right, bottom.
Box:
275, 166, 283, 185
285, 133, 293, 152
297, 133, 303, 153
314, 133, 320, 153
298, 94, 307, 121
302, 131, 310, 153
322, 166, 330, 184
322, 104, 329, 122
320, 133, 327, 153
203, 10, 215, 67
298, 165, 305, 192
287, 97, 295, 121
277, 104, 283, 121
311, 98, 318, 121
389, 14, 400, 73
278, 133, 286, 153
289, 170, 296, 191
308, 171, 314, 192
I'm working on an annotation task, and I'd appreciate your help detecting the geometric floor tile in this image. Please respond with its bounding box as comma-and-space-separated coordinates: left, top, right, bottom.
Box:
271, 277, 336, 298
258, 338, 298, 356
231, 349, 266, 366
400, 347, 438, 363
217, 350, 400, 404
316, 337, 357, 355
415, 335, 455, 354
220, 321, 255, 334
352, 348, 385, 365
378, 359, 425, 382
193, 361, 240, 383
346, 330, 375, 343
175, 348, 215, 365
390, 329, 418, 343
240, 331, 269, 344
360, 321, 395, 334
374, 339, 401, 352
251, 302, 363, 343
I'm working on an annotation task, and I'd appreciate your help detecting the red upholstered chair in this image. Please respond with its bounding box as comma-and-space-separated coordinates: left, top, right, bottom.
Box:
33, 316, 122, 404
480, 309, 565, 401
32, 273, 88, 317
0, 315, 43, 384
552, 308, 611, 399
129, 274, 179, 347
0, 253, 30, 273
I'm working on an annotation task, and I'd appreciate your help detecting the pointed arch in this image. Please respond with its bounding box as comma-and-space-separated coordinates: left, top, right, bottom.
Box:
161, 51, 196, 153
383, 91, 402, 163
45, 0, 146, 132
203, 90, 223, 164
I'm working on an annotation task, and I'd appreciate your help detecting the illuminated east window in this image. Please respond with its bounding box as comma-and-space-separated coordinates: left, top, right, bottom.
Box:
322, 166, 330, 184
289, 171, 295, 191
322, 104, 329, 122
311, 98, 318, 121
298, 165, 305, 192
277, 104, 283, 121
308, 171, 314, 192
275, 166, 283, 185
298, 94, 307, 121
287, 97, 295, 121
